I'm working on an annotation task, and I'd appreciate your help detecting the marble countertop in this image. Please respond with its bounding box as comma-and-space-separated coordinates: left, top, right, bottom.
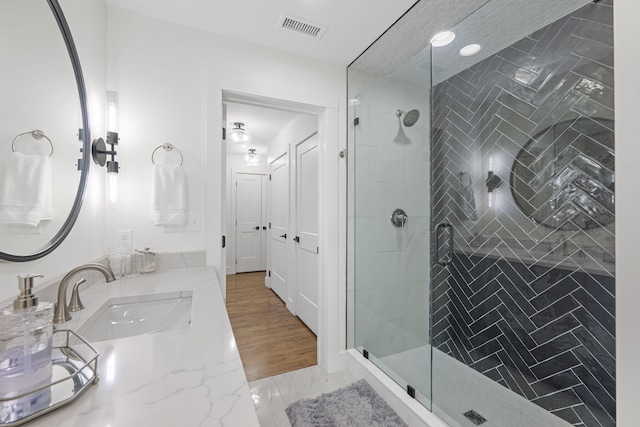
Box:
26, 266, 260, 427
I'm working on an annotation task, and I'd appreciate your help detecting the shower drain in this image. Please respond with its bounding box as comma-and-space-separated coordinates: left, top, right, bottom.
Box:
463, 410, 487, 425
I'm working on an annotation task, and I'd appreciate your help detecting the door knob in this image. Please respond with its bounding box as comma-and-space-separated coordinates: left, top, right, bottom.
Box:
262, 226, 267, 230
280, 234, 287, 239
255, 226, 260, 230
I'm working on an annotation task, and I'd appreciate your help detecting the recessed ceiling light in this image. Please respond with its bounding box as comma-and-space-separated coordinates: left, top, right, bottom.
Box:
459, 44, 481, 57
430, 31, 456, 47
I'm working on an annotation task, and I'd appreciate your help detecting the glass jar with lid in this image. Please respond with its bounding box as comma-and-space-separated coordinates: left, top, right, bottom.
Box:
136, 248, 157, 273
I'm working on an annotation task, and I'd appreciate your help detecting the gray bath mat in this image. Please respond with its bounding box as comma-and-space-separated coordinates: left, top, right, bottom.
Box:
285, 379, 408, 427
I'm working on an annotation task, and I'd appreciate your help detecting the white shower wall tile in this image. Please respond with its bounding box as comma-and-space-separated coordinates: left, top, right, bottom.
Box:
355, 217, 378, 290
354, 144, 378, 217
378, 218, 409, 252
378, 145, 406, 183
376, 250, 406, 289
404, 281, 430, 343
405, 217, 431, 283
355, 288, 379, 352
377, 318, 411, 357
375, 111, 402, 148
355, 287, 378, 312
378, 182, 408, 251
404, 126, 430, 152
404, 152, 431, 216
376, 281, 406, 322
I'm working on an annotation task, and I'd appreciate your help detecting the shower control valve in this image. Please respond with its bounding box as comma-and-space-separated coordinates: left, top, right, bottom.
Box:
391, 208, 408, 228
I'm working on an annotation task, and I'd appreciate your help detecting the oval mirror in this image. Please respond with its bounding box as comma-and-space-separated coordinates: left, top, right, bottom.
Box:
0, 0, 90, 262
510, 117, 614, 231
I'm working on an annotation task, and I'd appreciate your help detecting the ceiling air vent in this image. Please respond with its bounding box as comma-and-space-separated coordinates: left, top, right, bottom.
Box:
277, 13, 327, 40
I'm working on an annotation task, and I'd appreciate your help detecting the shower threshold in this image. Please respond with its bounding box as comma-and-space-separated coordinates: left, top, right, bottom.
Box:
379, 345, 572, 427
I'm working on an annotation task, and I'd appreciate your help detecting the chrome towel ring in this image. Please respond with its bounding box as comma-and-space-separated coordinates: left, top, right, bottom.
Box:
151, 143, 184, 166
12, 130, 54, 157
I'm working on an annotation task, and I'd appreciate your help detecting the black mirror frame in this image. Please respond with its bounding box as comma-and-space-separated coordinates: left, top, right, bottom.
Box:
509, 117, 615, 232
0, 0, 91, 262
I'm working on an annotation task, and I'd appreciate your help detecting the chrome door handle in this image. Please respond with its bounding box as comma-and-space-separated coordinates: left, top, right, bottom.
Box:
435, 222, 454, 267
280, 234, 287, 239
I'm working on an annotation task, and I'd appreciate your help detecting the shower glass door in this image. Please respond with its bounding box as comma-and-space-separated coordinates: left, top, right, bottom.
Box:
349, 44, 433, 409
429, 1, 615, 426
349, 1, 615, 426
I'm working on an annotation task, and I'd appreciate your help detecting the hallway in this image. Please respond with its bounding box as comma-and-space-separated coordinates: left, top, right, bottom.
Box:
226, 272, 317, 382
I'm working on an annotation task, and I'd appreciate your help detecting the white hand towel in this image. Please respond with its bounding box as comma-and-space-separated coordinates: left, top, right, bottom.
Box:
0, 152, 54, 226
151, 163, 187, 226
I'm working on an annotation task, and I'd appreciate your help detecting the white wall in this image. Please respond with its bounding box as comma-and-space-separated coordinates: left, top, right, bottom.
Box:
225, 153, 269, 274
107, 9, 347, 372
0, 0, 107, 303
105, 6, 345, 256
268, 114, 317, 161
614, 0, 640, 425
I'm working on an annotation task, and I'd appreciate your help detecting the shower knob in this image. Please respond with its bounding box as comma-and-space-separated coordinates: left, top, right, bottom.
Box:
391, 209, 408, 228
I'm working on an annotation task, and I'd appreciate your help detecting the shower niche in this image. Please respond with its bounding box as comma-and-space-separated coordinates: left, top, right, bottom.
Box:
348, 0, 615, 426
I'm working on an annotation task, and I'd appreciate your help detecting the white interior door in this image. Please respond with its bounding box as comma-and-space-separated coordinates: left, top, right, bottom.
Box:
295, 134, 319, 335
236, 173, 263, 273
269, 154, 289, 302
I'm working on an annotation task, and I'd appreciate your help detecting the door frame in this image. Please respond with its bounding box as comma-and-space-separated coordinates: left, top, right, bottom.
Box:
205, 75, 344, 373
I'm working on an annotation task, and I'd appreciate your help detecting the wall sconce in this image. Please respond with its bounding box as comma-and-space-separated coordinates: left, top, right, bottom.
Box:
92, 91, 119, 203
486, 157, 502, 193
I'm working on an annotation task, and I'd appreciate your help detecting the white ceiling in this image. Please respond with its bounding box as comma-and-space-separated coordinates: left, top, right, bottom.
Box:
225, 102, 299, 156
105, 0, 418, 66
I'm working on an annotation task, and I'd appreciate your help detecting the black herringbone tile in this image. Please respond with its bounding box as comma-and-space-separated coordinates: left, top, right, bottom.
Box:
429, 3, 615, 425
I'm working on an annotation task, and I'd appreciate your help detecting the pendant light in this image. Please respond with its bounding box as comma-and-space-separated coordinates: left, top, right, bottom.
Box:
228, 122, 252, 144
244, 148, 260, 166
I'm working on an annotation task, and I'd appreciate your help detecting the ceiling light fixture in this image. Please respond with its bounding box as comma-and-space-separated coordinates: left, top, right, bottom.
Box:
228, 122, 252, 144
430, 31, 456, 47
244, 148, 260, 167
459, 44, 482, 57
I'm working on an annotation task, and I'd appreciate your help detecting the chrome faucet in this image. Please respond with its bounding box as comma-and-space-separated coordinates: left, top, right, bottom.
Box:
54, 263, 116, 323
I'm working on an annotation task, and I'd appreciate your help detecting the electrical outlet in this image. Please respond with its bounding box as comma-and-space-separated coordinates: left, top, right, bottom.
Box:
117, 229, 133, 248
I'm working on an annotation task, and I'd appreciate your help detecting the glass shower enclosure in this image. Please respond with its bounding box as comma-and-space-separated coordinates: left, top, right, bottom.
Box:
348, 0, 616, 426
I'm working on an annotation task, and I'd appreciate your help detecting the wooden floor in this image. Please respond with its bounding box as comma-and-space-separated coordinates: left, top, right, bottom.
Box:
226, 272, 317, 382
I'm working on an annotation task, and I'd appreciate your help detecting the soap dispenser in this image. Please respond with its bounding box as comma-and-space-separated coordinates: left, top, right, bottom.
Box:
0, 274, 54, 422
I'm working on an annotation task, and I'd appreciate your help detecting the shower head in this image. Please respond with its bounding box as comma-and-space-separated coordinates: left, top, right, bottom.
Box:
396, 109, 420, 127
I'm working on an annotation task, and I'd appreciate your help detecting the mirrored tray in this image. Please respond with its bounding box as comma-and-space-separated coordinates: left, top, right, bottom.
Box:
0, 329, 99, 426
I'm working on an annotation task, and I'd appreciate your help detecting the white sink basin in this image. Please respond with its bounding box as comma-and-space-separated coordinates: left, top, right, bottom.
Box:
79, 291, 193, 343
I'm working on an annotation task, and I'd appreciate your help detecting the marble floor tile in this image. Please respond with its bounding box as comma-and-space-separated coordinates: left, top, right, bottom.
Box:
250, 365, 359, 425
273, 365, 327, 405
248, 377, 291, 427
